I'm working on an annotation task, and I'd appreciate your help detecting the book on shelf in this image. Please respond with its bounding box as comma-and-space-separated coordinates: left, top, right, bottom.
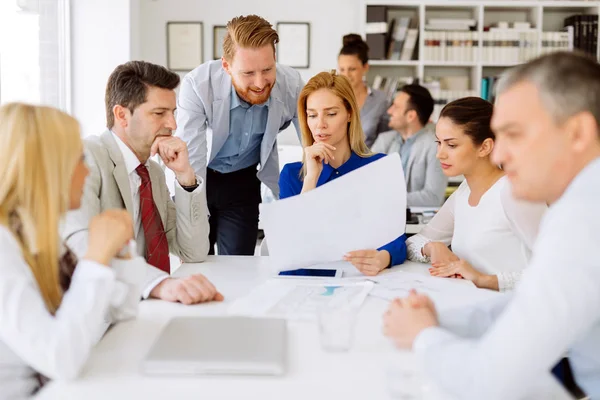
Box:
422, 78, 477, 121
371, 75, 415, 102
389, 16, 411, 60
513, 22, 531, 30
422, 17, 479, 63
481, 76, 498, 103
540, 29, 574, 56
423, 31, 479, 62
365, 22, 388, 34
366, 5, 389, 60
425, 24, 471, 31
400, 28, 419, 61
365, 6, 419, 61
426, 18, 476, 32
387, 16, 419, 61
564, 14, 598, 58
428, 18, 476, 27
481, 29, 539, 64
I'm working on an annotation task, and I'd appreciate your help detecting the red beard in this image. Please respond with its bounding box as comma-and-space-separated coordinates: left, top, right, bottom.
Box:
231, 79, 274, 105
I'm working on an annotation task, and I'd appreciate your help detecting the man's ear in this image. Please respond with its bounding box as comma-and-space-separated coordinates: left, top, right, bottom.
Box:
222, 57, 231, 75
568, 111, 599, 154
406, 109, 418, 124
113, 105, 130, 129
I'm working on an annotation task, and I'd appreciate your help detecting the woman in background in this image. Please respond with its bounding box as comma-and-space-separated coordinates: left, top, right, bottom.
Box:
338, 34, 389, 147
279, 71, 407, 276
405, 97, 547, 291
0, 103, 146, 398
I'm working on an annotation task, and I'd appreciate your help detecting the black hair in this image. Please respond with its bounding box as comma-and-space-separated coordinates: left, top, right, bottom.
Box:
339, 34, 369, 65
399, 84, 434, 126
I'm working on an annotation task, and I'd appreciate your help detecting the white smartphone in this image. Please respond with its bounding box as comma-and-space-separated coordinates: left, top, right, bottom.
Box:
277, 268, 343, 278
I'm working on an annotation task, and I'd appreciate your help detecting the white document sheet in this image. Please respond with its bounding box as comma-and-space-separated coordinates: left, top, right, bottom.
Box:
369, 270, 502, 312
261, 153, 407, 271
228, 280, 374, 321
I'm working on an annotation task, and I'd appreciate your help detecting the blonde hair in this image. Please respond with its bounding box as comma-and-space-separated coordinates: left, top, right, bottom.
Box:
0, 103, 83, 314
298, 70, 372, 177
223, 15, 279, 62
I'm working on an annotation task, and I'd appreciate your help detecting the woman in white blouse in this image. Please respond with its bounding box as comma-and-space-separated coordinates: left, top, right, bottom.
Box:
406, 97, 546, 292
0, 103, 146, 399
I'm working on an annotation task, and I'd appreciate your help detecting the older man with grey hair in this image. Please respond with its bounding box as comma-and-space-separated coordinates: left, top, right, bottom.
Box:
382, 51, 600, 400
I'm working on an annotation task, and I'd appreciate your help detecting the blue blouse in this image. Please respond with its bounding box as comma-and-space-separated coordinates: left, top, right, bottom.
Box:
279, 151, 407, 267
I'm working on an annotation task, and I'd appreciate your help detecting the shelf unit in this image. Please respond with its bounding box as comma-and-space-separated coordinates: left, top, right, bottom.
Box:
361, 0, 600, 100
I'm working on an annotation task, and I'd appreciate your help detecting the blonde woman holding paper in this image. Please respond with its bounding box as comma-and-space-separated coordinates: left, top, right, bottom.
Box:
278, 71, 407, 276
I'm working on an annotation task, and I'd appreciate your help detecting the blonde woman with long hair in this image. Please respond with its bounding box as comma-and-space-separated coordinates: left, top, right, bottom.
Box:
0, 103, 146, 398
278, 71, 407, 275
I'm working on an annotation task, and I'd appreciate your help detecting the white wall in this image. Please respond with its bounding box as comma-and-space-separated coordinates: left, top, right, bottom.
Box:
70, 0, 361, 137
139, 0, 360, 83
70, 0, 135, 135
130, 0, 142, 60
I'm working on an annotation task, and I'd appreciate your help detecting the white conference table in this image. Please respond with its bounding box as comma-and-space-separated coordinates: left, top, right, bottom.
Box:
36, 256, 571, 400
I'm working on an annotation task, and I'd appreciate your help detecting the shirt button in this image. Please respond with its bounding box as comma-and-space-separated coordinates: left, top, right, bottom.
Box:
244, 132, 248, 136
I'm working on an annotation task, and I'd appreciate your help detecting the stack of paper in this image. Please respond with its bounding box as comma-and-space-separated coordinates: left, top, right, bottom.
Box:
261, 154, 407, 271
370, 270, 502, 312
228, 280, 374, 321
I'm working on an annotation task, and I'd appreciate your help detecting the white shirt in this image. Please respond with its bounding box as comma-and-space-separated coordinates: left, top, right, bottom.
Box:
110, 131, 169, 296
406, 176, 547, 291
413, 157, 600, 399
0, 226, 146, 399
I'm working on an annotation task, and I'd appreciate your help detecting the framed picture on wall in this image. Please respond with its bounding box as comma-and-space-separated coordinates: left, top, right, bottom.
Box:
213, 25, 227, 60
276, 22, 310, 68
166, 21, 203, 71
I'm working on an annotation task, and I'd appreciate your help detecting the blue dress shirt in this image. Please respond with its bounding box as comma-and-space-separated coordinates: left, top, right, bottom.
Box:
397, 130, 421, 177
208, 86, 269, 173
279, 151, 407, 267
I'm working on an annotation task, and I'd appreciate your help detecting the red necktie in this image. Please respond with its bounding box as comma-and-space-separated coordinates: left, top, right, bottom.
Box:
136, 164, 170, 273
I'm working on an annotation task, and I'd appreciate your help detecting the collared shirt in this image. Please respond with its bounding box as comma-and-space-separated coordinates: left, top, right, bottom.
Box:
111, 131, 147, 242
396, 127, 426, 177
208, 86, 270, 173
361, 87, 389, 147
110, 131, 169, 297
278, 151, 407, 267
413, 157, 600, 399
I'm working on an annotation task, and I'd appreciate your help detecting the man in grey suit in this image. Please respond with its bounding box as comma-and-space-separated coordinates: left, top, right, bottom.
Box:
371, 84, 447, 207
63, 61, 223, 305
176, 15, 303, 256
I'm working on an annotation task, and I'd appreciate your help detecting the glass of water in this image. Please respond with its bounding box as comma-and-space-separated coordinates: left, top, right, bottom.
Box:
317, 303, 358, 352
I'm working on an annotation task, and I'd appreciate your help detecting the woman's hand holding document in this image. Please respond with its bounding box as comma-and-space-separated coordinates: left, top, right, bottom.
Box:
261, 154, 406, 272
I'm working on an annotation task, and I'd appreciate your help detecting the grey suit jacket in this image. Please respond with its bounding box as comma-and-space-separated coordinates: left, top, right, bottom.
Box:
371, 124, 448, 206
175, 60, 303, 198
62, 131, 210, 288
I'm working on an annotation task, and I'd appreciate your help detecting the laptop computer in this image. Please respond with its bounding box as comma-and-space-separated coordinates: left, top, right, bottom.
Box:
141, 316, 287, 376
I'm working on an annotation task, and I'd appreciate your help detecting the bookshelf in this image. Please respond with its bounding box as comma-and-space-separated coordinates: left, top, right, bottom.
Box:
361, 0, 600, 119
